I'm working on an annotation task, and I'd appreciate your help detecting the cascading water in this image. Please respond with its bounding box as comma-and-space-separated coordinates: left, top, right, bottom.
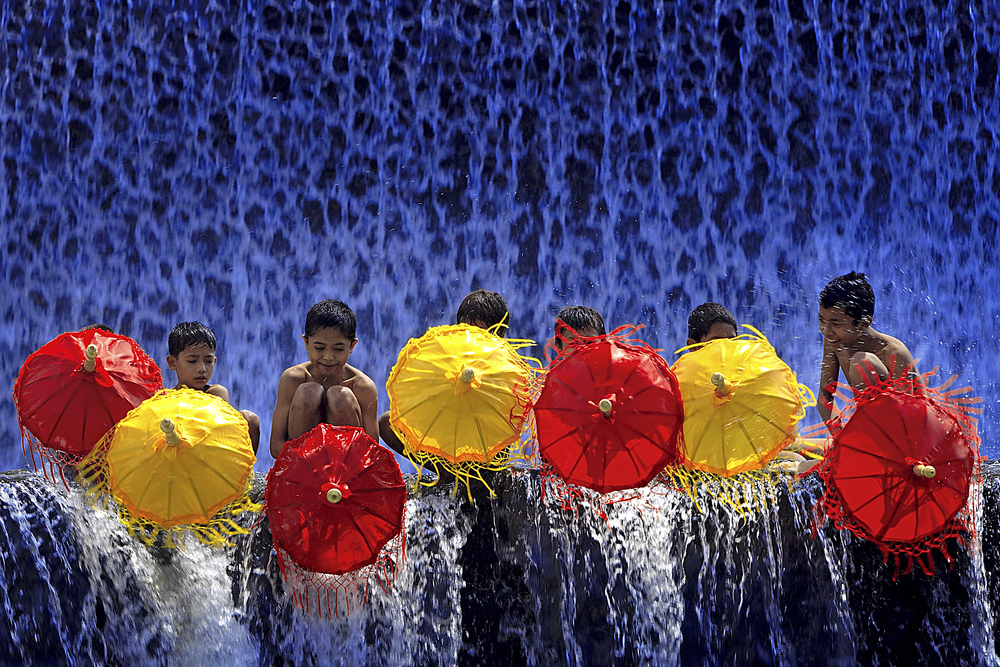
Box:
1, 0, 999, 664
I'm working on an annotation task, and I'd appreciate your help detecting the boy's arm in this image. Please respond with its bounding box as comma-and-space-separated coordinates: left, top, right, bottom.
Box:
207, 384, 231, 402
269, 369, 298, 459
886, 343, 916, 379
818, 343, 841, 422
355, 376, 380, 442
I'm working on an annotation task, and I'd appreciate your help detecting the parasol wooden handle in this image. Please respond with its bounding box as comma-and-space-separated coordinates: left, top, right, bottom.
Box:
83, 344, 98, 372
323, 483, 351, 504
598, 398, 614, 416
460, 367, 475, 383
160, 418, 182, 446
711, 372, 732, 396
912, 463, 936, 479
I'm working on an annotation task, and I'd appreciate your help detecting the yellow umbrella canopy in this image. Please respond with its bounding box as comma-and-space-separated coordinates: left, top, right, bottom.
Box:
387, 324, 535, 467
90, 387, 256, 529
671, 327, 813, 477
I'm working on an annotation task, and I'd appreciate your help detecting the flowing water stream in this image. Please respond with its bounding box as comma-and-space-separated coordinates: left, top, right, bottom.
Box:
2, 0, 999, 663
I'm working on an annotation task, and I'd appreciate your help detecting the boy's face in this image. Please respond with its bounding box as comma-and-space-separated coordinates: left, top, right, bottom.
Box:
166, 344, 216, 390
303, 326, 357, 378
818, 305, 869, 347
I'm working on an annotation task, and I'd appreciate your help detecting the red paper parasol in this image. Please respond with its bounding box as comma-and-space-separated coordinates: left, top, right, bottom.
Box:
817, 371, 981, 576
13, 329, 163, 461
265, 424, 407, 576
534, 329, 684, 493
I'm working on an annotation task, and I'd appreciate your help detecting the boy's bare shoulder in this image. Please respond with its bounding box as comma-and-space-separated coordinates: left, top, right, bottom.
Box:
279, 362, 312, 385
875, 331, 914, 367
343, 365, 377, 392
206, 384, 230, 401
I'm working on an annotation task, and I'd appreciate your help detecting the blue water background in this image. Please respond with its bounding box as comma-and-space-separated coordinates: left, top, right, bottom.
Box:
1, 0, 998, 474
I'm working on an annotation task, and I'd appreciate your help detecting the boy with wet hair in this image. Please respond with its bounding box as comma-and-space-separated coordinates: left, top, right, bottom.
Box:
686, 302, 738, 346
270, 299, 379, 459
817, 271, 914, 421
552, 305, 606, 353
378, 289, 510, 458
455, 288, 510, 337
166, 321, 261, 453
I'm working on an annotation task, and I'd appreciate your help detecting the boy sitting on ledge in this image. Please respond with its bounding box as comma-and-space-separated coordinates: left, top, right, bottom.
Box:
166, 321, 261, 453
817, 271, 915, 422
269, 299, 379, 459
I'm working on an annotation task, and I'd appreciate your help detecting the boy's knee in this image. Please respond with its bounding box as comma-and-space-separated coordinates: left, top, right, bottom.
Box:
325, 386, 362, 426
241, 409, 261, 430
325, 385, 360, 411
241, 410, 261, 454
292, 382, 326, 410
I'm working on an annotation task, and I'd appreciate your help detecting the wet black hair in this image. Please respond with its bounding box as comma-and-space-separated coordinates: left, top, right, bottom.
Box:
304, 299, 357, 341
554, 306, 606, 337
79, 324, 114, 333
819, 272, 875, 323
687, 303, 737, 343
168, 321, 216, 357
455, 289, 509, 337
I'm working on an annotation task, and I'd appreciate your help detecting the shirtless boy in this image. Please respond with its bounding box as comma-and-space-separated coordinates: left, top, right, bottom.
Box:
817, 271, 915, 421
269, 299, 379, 458
379, 288, 509, 457
166, 321, 261, 452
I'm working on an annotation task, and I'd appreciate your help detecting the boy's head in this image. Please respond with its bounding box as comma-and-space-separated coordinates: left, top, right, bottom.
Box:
303, 300, 359, 378
818, 272, 875, 346
553, 305, 605, 352
687, 303, 738, 346
304, 299, 357, 341
456, 289, 509, 337
819, 272, 875, 323
166, 321, 217, 391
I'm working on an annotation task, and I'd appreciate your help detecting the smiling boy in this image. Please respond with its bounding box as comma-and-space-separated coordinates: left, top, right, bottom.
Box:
166, 321, 261, 452
269, 299, 379, 459
817, 272, 914, 421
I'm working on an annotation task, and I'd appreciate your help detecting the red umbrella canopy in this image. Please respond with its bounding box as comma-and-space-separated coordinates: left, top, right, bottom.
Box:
534, 337, 684, 493
825, 390, 975, 544
14, 329, 163, 456
265, 424, 407, 575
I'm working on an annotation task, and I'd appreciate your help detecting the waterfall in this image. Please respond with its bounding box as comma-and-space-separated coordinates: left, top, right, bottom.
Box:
1, 0, 998, 663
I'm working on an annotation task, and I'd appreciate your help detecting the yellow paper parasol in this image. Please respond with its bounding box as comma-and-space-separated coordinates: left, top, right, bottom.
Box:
670, 326, 815, 477
79, 387, 259, 546
386, 324, 537, 494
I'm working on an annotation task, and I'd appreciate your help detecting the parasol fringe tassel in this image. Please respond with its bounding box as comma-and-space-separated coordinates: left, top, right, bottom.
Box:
78, 431, 261, 549
652, 466, 787, 517
14, 414, 84, 490
401, 439, 520, 502
537, 465, 647, 521
272, 514, 406, 620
